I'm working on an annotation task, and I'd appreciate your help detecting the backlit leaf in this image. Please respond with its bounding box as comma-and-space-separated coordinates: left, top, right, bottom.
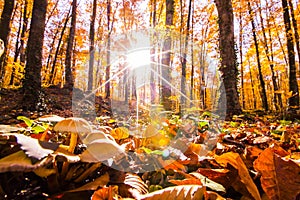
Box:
254, 148, 300, 200
215, 152, 261, 200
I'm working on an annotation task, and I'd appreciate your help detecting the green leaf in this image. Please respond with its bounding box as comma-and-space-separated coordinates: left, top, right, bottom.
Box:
17, 116, 33, 127
198, 120, 209, 128
31, 125, 47, 134
140, 147, 153, 154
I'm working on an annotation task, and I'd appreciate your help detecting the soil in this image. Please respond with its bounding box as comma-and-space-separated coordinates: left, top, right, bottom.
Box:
0, 86, 110, 124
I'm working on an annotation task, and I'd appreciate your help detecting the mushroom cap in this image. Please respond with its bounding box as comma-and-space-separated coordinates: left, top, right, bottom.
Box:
80, 138, 125, 162
38, 115, 65, 123
53, 117, 92, 134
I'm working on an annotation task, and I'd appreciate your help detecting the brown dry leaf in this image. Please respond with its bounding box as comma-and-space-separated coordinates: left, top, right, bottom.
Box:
0, 150, 52, 172
168, 178, 202, 186
205, 191, 226, 200
91, 185, 119, 200
134, 185, 205, 200
215, 152, 261, 200
197, 168, 236, 189
67, 172, 110, 193
124, 173, 149, 194
253, 148, 300, 200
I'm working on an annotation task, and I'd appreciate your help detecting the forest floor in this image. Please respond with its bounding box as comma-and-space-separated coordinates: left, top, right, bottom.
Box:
0, 87, 299, 200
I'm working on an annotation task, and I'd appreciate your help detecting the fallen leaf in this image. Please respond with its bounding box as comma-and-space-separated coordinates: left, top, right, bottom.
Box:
0, 150, 52, 172
3, 133, 58, 160
67, 172, 110, 193
111, 127, 130, 140
91, 185, 119, 200
215, 152, 261, 200
254, 148, 300, 200
190, 172, 226, 193
134, 185, 205, 200
198, 167, 238, 190
168, 178, 202, 186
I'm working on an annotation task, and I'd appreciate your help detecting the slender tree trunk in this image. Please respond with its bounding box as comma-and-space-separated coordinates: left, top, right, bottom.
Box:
248, 2, 268, 111
150, 0, 157, 104
257, 0, 282, 110
287, 0, 300, 72
190, 1, 194, 101
282, 0, 299, 107
161, 0, 174, 110
13, 2, 21, 63
22, 0, 47, 111
19, 0, 29, 65
88, 0, 97, 91
65, 0, 77, 89
105, 0, 111, 98
0, 0, 15, 86
180, 0, 192, 107
50, 10, 70, 84
249, 61, 257, 109
238, 2, 245, 109
215, 0, 242, 119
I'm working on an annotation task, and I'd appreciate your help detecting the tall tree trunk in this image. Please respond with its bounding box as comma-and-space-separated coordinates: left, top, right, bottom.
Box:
287, 0, 300, 72
0, 0, 15, 86
248, 2, 268, 111
105, 0, 111, 98
282, 0, 299, 107
13, 2, 21, 63
215, 0, 242, 119
238, 2, 245, 109
161, 0, 174, 110
256, 0, 282, 110
19, 0, 29, 65
190, 1, 194, 101
248, 61, 257, 109
180, 0, 192, 107
65, 0, 77, 89
88, 0, 97, 91
22, 0, 47, 111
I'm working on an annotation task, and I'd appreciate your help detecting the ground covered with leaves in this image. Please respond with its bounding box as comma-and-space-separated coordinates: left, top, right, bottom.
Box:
0, 88, 300, 200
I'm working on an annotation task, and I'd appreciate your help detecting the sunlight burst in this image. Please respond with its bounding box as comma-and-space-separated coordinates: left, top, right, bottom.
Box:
126, 49, 151, 69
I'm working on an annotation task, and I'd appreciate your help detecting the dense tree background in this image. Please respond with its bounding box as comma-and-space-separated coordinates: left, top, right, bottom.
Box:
0, 0, 299, 118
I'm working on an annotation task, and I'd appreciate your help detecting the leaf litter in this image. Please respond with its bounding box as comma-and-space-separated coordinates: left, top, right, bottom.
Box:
0, 106, 300, 199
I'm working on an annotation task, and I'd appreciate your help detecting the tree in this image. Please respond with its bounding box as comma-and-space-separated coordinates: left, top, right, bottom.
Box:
105, 0, 111, 98
214, 0, 242, 119
248, 2, 268, 111
22, 0, 48, 110
65, 0, 77, 89
88, 0, 97, 91
281, 0, 299, 108
161, 0, 174, 110
0, 0, 15, 85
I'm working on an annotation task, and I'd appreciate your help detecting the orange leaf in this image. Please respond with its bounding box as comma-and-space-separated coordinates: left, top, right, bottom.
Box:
254, 148, 300, 200
215, 152, 261, 200
168, 178, 202, 186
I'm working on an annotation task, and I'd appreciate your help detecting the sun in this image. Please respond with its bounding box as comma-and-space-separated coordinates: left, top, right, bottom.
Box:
126, 49, 151, 69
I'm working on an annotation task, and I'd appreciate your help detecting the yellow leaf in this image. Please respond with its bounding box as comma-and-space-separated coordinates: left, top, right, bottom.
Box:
111, 127, 130, 140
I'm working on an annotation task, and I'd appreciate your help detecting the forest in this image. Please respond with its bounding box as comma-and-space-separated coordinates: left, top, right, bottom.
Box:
0, 0, 300, 199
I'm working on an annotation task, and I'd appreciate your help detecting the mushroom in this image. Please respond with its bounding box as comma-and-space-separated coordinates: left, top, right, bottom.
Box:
53, 117, 92, 153
38, 115, 65, 124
